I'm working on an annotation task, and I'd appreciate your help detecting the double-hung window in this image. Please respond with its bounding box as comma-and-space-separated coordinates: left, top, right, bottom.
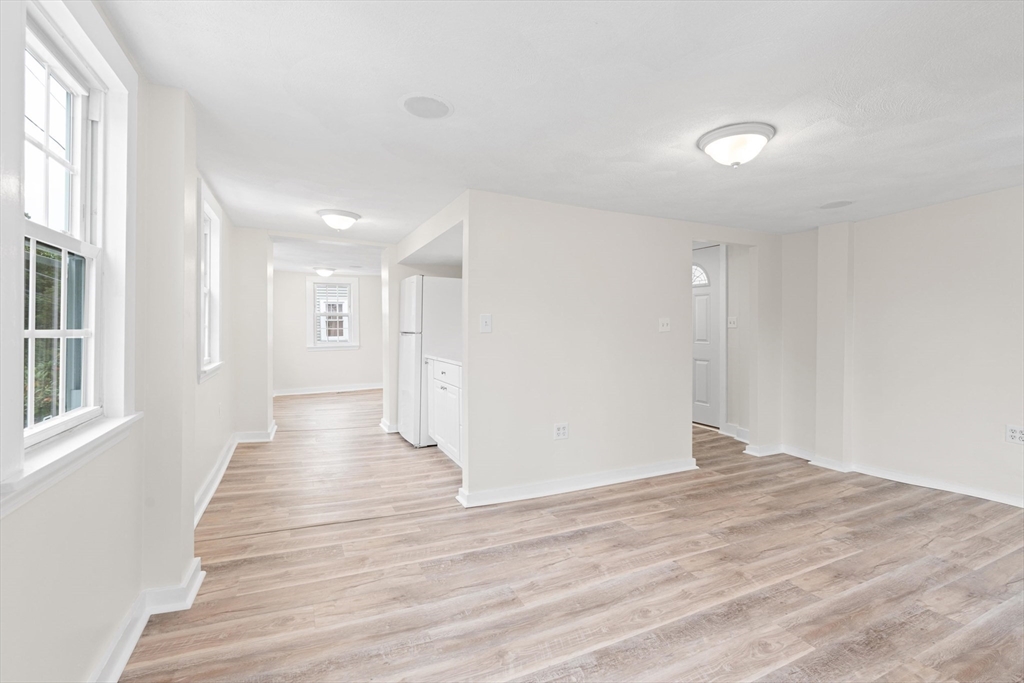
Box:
22, 30, 101, 446
306, 277, 360, 349
197, 190, 222, 380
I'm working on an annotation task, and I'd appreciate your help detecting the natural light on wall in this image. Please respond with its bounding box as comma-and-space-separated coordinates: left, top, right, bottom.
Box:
697, 122, 775, 167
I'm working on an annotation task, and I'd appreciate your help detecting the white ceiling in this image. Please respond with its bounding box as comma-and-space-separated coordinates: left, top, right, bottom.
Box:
272, 238, 382, 275
101, 1, 1023, 240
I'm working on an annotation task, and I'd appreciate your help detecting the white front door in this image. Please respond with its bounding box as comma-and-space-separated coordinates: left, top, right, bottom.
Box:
692, 246, 722, 427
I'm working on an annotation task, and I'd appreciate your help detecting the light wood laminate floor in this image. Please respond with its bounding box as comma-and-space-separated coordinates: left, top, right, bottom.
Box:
122, 390, 1024, 682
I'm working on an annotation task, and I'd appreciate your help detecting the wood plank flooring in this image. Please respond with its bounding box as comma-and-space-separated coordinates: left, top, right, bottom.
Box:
121, 390, 1024, 682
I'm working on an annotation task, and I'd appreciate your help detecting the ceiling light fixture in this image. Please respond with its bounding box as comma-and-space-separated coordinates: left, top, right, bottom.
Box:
317, 209, 361, 230
820, 200, 854, 209
697, 122, 775, 168
314, 267, 335, 277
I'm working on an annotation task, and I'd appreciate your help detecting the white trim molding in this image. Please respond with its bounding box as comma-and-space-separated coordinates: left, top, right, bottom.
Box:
852, 462, 1023, 508
274, 383, 383, 397
236, 421, 277, 444
194, 435, 238, 527
780, 444, 814, 461
456, 458, 698, 508
742, 444, 784, 457
91, 558, 204, 683
1, 413, 143, 518
718, 423, 749, 444
807, 457, 854, 473
379, 419, 399, 434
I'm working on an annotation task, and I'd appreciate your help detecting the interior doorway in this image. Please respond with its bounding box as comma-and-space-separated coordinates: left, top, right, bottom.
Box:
692, 243, 727, 428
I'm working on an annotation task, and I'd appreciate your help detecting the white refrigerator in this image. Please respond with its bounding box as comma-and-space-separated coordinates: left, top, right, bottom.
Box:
398, 275, 462, 447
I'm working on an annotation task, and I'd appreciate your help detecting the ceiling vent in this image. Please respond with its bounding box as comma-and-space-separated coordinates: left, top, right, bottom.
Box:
402, 95, 453, 119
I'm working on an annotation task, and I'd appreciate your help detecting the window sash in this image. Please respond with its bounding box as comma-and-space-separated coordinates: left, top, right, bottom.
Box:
313, 282, 351, 344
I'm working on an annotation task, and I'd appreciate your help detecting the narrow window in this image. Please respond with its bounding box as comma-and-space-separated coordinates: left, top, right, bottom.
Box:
692, 264, 709, 287
198, 194, 221, 378
22, 31, 100, 445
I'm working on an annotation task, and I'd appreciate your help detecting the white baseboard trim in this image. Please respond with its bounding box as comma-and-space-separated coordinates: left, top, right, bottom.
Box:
236, 421, 277, 444
379, 418, 399, 434
456, 458, 699, 508
194, 436, 238, 528
853, 462, 1024, 509
808, 456, 854, 473
743, 444, 784, 457
274, 383, 383, 397
780, 444, 815, 461
91, 558, 205, 683
718, 423, 750, 444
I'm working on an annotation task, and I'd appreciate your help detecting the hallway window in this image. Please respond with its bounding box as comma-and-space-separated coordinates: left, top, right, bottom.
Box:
22, 31, 102, 445
198, 187, 223, 382
692, 264, 709, 286
306, 277, 360, 349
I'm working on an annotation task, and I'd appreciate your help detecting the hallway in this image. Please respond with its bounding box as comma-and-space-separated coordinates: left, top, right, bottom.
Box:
121, 392, 1023, 682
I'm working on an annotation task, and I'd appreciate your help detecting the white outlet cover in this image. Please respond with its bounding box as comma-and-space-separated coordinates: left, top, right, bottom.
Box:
554, 423, 569, 440
658, 317, 671, 332
1007, 425, 1024, 445
728, 316, 738, 328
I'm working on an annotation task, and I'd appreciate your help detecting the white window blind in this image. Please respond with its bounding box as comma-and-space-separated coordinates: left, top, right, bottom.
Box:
314, 282, 350, 343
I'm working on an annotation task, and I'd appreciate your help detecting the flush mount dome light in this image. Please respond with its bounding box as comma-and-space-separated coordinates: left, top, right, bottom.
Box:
317, 209, 360, 230
402, 94, 453, 119
697, 122, 775, 167
314, 267, 335, 277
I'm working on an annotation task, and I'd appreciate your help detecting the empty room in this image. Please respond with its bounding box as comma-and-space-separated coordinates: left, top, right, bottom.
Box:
1, 1, 1022, 682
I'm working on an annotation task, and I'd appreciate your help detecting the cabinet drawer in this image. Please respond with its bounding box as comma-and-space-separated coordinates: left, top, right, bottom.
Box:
433, 360, 461, 388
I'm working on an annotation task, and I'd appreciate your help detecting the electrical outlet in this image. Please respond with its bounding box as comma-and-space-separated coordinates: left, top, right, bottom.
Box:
728, 316, 738, 328
658, 318, 671, 333
554, 423, 569, 440
1007, 425, 1024, 445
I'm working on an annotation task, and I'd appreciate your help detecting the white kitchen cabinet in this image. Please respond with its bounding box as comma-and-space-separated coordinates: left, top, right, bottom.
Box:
431, 365, 461, 466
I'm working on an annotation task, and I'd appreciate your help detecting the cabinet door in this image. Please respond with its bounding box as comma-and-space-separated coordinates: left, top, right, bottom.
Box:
431, 379, 445, 449
445, 385, 461, 463
427, 368, 437, 441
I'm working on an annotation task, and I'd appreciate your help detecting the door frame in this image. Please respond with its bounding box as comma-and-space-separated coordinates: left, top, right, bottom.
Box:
692, 242, 729, 429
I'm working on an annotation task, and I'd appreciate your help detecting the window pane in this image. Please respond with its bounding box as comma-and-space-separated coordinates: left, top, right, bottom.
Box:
48, 159, 69, 233
24, 51, 45, 143
34, 338, 59, 423
66, 252, 85, 329
24, 140, 46, 224
24, 238, 31, 329
48, 76, 71, 159
34, 242, 61, 330
24, 338, 29, 428
65, 337, 83, 412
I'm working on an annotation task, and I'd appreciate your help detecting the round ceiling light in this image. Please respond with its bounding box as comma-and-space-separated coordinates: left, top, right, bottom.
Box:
314, 267, 335, 277
317, 209, 361, 230
820, 200, 854, 209
402, 94, 453, 119
697, 122, 775, 167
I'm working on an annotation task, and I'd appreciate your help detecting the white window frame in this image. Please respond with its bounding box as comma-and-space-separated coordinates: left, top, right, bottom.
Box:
22, 24, 103, 448
2, 0, 139, 518
306, 276, 360, 350
197, 182, 222, 382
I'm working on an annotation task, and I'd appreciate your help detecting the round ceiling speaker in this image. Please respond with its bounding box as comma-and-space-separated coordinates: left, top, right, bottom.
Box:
402, 94, 454, 119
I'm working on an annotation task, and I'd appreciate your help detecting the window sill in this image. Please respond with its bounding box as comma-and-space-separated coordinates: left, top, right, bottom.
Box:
306, 344, 361, 352
0, 412, 143, 518
198, 360, 225, 384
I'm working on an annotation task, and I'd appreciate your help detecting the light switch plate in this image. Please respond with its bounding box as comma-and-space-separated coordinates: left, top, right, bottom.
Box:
658, 318, 671, 333
480, 314, 492, 333
728, 317, 738, 328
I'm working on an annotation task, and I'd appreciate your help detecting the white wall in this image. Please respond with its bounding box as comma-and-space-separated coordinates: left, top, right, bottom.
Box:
849, 187, 1023, 503
460, 191, 782, 502
726, 245, 751, 433
228, 227, 275, 437
273, 271, 383, 395
780, 230, 818, 455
